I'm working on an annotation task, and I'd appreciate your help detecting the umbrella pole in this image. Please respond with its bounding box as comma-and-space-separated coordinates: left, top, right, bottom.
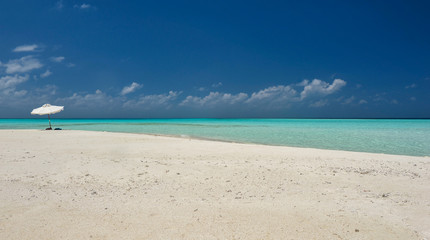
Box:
48, 114, 52, 129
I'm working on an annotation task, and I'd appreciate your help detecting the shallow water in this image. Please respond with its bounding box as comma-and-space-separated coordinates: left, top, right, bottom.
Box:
1, 118, 429, 156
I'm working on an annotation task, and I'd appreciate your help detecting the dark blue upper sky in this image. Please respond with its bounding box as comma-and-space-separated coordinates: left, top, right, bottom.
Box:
1, 0, 429, 118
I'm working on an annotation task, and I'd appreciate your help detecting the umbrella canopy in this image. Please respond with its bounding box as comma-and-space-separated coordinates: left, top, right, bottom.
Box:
31, 104, 64, 115
31, 104, 64, 129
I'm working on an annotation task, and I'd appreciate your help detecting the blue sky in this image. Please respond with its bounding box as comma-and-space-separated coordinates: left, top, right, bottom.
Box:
1, 0, 429, 118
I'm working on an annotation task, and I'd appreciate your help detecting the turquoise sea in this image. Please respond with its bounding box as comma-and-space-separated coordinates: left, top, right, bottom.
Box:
1, 118, 429, 157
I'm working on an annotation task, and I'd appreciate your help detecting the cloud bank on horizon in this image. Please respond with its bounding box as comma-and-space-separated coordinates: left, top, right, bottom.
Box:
0, 1, 429, 118
0, 46, 350, 117
0, 41, 424, 118
0, 45, 353, 117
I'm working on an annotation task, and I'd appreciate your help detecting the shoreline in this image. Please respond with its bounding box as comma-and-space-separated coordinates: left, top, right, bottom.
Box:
1, 129, 429, 239
2, 129, 429, 158
2, 117, 429, 157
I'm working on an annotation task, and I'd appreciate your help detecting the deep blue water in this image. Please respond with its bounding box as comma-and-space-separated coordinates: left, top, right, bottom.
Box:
1, 118, 429, 157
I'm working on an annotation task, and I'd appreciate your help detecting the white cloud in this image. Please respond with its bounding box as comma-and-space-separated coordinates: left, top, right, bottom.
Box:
296, 79, 309, 86
196, 82, 222, 92
300, 79, 346, 99
1, 87, 27, 97
181, 92, 248, 107
36, 84, 58, 95
121, 82, 143, 95
12, 44, 39, 52
342, 96, 355, 105
50, 56, 65, 62
40, 70, 52, 78
58, 88, 180, 113
66, 63, 76, 68
12, 90, 27, 97
59, 89, 112, 107
359, 99, 368, 104
247, 85, 298, 104
0, 74, 29, 90
181, 79, 347, 109
124, 91, 181, 109
74, 3, 92, 9
0, 75, 29, 101
54, 90, 119, 117
410, 97, 416, 101
1, 56, 43, 74
212, 82, 223, 88
405, 83, 417, 89
0, 76, 351, 117
309, 99, 328, 108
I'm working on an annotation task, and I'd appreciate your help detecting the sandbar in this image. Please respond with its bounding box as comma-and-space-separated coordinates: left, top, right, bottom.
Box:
0, 129, 429, 239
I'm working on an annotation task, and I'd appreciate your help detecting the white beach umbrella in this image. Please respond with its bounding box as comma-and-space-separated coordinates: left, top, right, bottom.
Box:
31, 104, 64, 129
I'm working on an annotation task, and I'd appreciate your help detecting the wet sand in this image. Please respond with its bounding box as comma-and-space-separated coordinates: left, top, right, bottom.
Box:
0, 129, 429, 239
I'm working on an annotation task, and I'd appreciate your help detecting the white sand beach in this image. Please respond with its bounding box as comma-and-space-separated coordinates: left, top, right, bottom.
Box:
0, 129, 429, 239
